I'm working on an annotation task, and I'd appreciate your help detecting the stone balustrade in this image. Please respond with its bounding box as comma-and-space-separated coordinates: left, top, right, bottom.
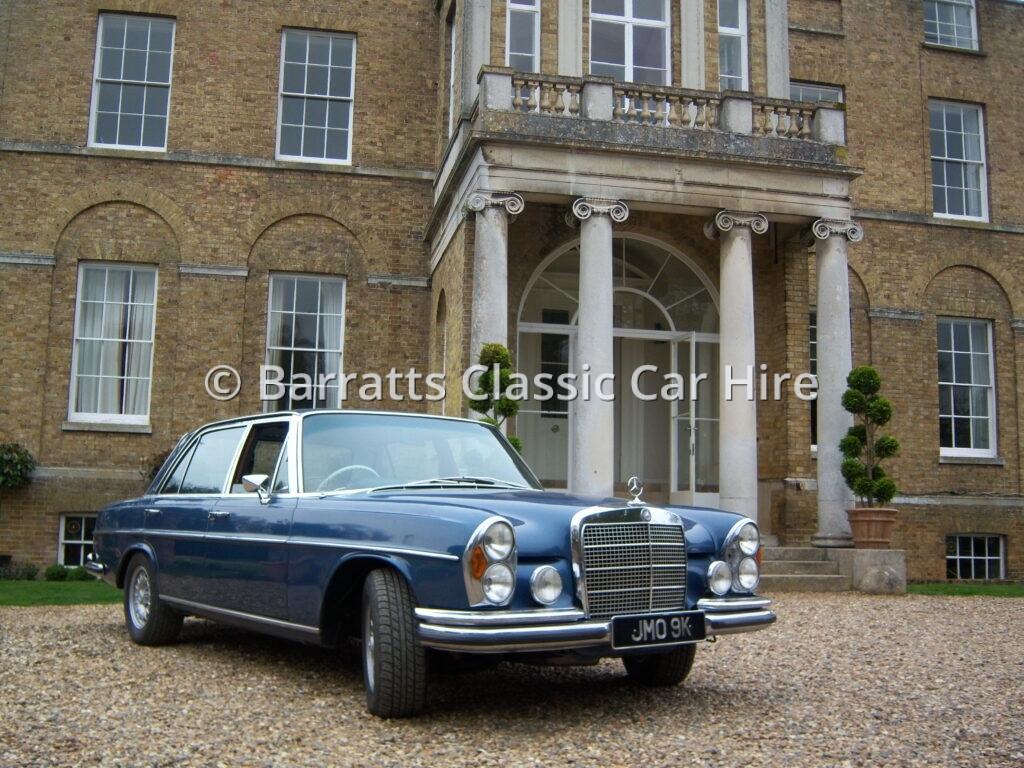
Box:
479, 67, 846, 146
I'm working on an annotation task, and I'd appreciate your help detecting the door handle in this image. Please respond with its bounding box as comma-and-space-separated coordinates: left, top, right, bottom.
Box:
208, 510, 230, 521
144, 508, 161, 518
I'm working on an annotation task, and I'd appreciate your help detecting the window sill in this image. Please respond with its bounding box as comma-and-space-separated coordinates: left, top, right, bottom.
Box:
62, 421, 152, 434
938, 455, 1004, 467
921, 42, 986, 58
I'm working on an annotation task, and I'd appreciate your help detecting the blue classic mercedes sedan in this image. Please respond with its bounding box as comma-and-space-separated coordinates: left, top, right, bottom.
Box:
88, 410, 775, 717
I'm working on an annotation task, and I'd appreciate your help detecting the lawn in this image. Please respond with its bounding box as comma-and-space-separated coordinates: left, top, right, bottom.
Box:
0, 579, 122, 607
908, 581, 1024, 598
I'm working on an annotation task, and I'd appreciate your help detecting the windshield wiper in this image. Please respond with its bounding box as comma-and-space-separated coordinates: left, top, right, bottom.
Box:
370, 476, 531, 493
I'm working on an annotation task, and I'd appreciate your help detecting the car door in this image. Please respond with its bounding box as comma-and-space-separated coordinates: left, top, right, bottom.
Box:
145, 424, 248, 604
204, 419, 296, 620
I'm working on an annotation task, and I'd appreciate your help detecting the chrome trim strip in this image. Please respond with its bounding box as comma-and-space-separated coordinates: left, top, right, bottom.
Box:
697, 596, 773, 613
288, 537, 460, 561
415, 606, 587, 627
161, 597, 321, 636
417, 619, 611, 653
703, 609, 777, 636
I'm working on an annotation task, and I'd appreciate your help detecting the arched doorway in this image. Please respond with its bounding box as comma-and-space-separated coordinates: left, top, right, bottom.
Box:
517, 235, 720, 504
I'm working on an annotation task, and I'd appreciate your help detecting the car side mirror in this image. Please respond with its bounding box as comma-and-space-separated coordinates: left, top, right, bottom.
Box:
241, 474, 271, 504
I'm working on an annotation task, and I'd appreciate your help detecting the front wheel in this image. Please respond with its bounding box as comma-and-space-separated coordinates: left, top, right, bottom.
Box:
361, 568, 427, 717
123, 554, 182, 646
623, 644, 697, 687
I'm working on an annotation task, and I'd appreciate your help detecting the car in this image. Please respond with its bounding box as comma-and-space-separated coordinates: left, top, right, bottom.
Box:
87, 410, 775, 717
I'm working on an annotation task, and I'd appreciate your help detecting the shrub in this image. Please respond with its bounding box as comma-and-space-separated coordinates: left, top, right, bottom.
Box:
0, 442, 36, 490
0, 561, 40, 581
45, 564, 70, 581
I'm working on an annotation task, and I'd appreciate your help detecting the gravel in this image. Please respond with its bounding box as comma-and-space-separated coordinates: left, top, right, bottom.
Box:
1, 592, 1022, 768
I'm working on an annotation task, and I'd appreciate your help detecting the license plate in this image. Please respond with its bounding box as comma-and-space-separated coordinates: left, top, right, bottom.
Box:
611, 611, 705, 649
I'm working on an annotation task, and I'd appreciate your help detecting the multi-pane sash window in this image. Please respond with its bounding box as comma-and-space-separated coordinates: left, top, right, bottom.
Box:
930, 101, 987, 220
590, 0, 669, 85
90, 14, 175, 150
70, 265, 157, 424
266, 276, 345, 410
790, 82, 843, 104
946, 535, 1004, 580
924, 0, 978, 50
937, 318, 995, 456
278, 30, 355, 163
59, 515, 97, 567
508, 0, 540, 72
718, 0, 748, 91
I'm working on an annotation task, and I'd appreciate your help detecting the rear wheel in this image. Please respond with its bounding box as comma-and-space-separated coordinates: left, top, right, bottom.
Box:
623, 644, 697, 686
362, 568, 427, 717
123, 553, 182, 646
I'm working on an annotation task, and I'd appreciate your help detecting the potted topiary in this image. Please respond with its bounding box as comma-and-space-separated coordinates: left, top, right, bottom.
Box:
468, 342, 523, 452
839, 366, 900, 549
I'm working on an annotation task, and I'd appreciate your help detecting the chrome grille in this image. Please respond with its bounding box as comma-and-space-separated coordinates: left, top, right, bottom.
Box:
580, 517, 687, 619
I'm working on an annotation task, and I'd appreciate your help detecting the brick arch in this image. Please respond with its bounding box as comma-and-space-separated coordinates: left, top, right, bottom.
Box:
245, 199, 384, 274
909, 254, 1021, 318
923, 264, 1014, 319
52, 181, 194, 261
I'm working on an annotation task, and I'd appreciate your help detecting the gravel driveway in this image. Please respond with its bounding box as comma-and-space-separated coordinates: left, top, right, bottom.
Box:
1, 592, 1022, 767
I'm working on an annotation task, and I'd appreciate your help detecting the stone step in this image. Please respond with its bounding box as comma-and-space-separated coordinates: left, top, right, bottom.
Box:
759, 573, 853, 593
761, 546, 829, 562
761, 559, 840, 576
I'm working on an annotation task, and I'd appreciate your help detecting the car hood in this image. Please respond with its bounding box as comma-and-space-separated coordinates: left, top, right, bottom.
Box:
358, 487, 725, 556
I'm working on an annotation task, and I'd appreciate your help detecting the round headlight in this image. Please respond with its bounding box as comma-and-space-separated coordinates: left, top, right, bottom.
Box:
707, 560, 732, 596
482, 521, 515, 560
736, 556, 760, 591
481, 562, 515, 604
530, 565, 563, 605
737, 522, 760, 557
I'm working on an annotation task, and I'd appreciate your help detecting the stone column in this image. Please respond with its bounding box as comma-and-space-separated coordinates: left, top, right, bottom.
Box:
811, 218, 863, 547
570, 197, 628, 499
466, 192, 523, 362
704, 210, 768, 520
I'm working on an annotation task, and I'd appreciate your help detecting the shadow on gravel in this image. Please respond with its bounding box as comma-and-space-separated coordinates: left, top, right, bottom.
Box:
161, 617, 767, 723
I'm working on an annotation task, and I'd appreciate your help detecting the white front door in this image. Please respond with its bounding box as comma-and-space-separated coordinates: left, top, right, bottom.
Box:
670, 335, 720, 507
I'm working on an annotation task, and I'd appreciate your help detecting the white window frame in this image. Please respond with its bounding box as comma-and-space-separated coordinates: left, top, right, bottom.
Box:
937, 317, 996, 458
929, 100, 988, 221
276, 30, 356, 165
717, 0, 748, 91
265, 274, 346, 411
590, 0, 671, 85
946, 534, 1005, 580
790, 82, 844, 104
924, 0, 978, 51
89, 13, 175, 151
69, 264, 158, 425
507, 0, 541, 72
59, 515, 97, 567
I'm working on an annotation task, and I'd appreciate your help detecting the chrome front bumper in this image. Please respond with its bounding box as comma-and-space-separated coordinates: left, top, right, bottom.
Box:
415, 597, 775, 653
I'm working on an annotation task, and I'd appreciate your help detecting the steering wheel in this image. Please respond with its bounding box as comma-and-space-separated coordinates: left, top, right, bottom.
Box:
316, 464, 380, 492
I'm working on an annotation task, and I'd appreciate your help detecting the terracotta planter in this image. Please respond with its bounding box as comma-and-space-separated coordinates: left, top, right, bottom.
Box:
846, 507, 898, 549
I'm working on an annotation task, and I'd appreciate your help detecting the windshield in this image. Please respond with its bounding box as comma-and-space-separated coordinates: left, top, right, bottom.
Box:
299, 412, 542, 493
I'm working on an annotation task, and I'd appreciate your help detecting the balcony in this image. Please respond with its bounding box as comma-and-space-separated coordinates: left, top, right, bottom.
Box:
432, 67, 860, 231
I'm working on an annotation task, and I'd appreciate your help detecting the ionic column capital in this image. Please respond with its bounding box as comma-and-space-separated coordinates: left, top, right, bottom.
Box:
466, 191, 525, 216
811, 217, 864, 243
703, 210, 769, 240
571, 197, 629, 223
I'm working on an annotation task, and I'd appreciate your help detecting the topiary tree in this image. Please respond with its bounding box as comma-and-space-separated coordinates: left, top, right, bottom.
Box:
839, 366, 899, 507
468, 342, 523, 452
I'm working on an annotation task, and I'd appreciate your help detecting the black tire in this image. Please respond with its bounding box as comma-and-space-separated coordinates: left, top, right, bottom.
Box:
361, 568, 427, 718
623, 644, 697, 687
123, 553, 183, 646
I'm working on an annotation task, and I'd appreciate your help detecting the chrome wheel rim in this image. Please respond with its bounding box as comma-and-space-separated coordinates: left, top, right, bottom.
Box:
129, 567, 152, 628
364, 607, 376, 691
